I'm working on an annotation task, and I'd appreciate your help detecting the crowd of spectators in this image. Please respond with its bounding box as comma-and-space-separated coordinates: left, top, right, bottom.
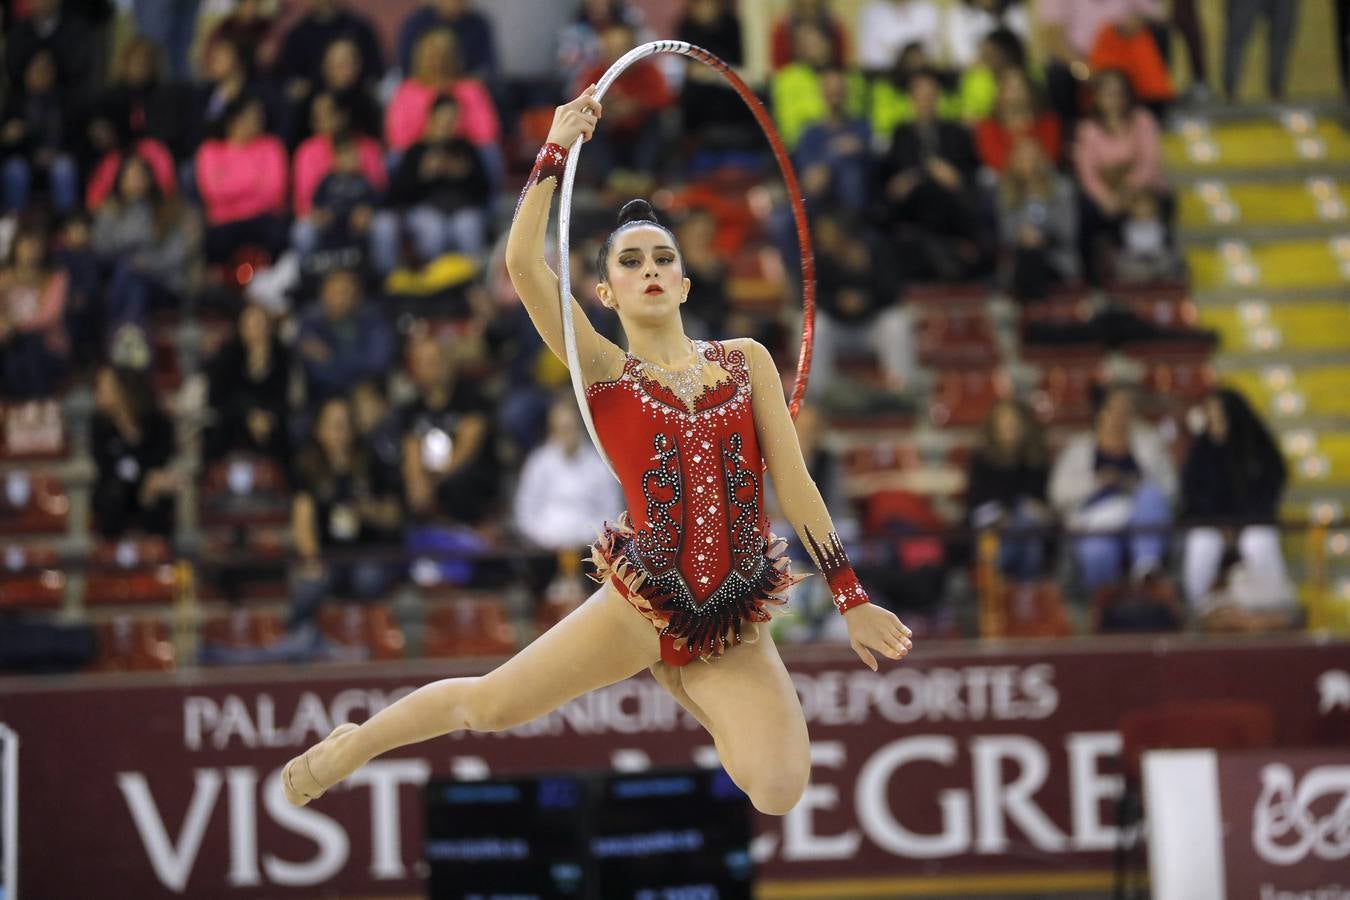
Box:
0, 0, 1309, 653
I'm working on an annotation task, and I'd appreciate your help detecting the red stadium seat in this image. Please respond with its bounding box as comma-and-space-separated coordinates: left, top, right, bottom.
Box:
0, 470, 69, 534
88, 615, 176, 671
1030, 352, 1106, 425
0, 400, 66, 461
928, 368, 1008, 427
200, 607, 286, 649
0, 542, 64, 609
423, 598, 518, 658
1127, 342, 1216, 402
319, 603, 406, 661
917, 304, 996, 366
85, 537, 178, 606
200, 455, 291, 527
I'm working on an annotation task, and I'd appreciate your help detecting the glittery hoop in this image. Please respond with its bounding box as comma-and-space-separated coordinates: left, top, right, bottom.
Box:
556, 41, 816, 476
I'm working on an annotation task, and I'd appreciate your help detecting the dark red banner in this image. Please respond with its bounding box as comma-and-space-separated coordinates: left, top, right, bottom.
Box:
2, 636, 1348, 898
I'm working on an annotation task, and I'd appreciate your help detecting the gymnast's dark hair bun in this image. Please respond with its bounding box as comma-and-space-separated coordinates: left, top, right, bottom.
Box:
616, 198, 659, 227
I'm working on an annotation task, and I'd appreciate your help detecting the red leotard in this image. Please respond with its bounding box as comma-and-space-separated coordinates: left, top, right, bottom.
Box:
586, 340, 803, 667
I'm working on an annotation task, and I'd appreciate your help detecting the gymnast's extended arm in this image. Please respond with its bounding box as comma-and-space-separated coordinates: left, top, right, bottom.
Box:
504, 87, 623, 385
741, 338, 913, 670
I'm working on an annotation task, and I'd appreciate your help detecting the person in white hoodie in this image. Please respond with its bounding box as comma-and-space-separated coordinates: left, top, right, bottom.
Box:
1049, 384, 1176, 593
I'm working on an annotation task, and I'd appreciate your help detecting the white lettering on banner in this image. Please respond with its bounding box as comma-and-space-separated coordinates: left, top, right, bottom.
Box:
261, 770, 349, 885
1065, 732, 1123, 851
972, 736, 1067, 853
1260, 884, 1350, 900
782, 741, 862, 861
346, 760, 431, 879
1318, 670, 1350, 714
797, 664, 1059, 727
118, 769, 222, 893
1252, 763, 1350, 865
226, 768, 262, 886
183, 689, 421, 751
855, 736, 972, 858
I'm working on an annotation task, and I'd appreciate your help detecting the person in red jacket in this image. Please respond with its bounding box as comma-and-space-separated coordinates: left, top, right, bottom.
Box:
195, 96, 289, 264
975, 68, 1061, 173
572, 20, 674, 181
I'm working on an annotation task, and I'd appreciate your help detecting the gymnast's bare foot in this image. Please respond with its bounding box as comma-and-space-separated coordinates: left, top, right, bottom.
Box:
282, 722, 360, 806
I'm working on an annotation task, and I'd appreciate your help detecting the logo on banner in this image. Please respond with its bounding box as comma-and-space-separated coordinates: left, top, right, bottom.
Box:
1251, 763, 1350, 865
1317, 669, 1350, 714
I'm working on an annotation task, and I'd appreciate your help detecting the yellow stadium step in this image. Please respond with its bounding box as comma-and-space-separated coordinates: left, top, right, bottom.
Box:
1186, 237, 1350, 290
1199, 301, 1350, 353
1180, 179, 1348, 230
1225, 365, 1350, 419
1285, 432, 1350, 487
1165, 117, 1350, 172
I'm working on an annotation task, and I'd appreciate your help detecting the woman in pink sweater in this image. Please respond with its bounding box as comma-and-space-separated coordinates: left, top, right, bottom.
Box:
385, 28, 501, 153
0, 224, 69, 398
292, 92, 386, 219
1073, 69, 1171, 285
196, 95, 289, 263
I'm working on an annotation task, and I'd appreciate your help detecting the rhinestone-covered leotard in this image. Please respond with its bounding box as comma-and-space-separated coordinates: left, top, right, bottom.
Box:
585, 340, 802, 666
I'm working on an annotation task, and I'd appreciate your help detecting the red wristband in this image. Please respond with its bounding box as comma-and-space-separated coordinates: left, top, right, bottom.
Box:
512, 142, 568, 220
828, 568, 871, 614
804, 527, 872, 614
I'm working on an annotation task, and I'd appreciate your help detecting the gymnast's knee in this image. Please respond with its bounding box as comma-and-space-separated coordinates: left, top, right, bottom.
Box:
746, 764, 810, 816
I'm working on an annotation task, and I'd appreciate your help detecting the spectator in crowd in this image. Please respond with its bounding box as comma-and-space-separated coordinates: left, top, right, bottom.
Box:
196, 95, 289, 264
51, 211, 103, 367
1088, 9, 1176, 113
286, 395, 402, 631
297, 268, 394, 405
289, 39, 383, 146
772, 21, 867, 151
513, 393, 622, 552
943, 0, 1031, 69
191, 34, 279, 155
957, 26, 1028, 123
386, 28, 501, 154
1036, 0, 1164, 123
92, 153, 201, 330
4, 0, 98, 103
205, 0, 277, 70
807, 210, 915, 403
0, 225, 70, 398
87, 35, 192, 167
877, 67, 988, 282
375, 97, 490, 272
400, 331, 498, 526
91, 365, 176, 539
869, 41, 962, 138
1073, 69, 1170, 286
558, 0, 646, 88
204, 303, 292, 469
996, 137, 1079, 301
677, 0, 760, 162
1224, 0, 1301, 102
351, 378, 405, 499
966, 400, 1053, 580
292, 132, 380, 271
975, 68, 1061, 174
1113, 190, 1182, 283
398, 0, 498, 80
274, 0, 384, 106
2, 49, 79, 215
770, 0, 847, 70
1181, 388, 1296, 627
573, 20, 674, 178
795, 68, 873, 214
674, 207, 730, 339
1170, 0, 1210, 102
131, 0, 201, 82
1050, 384, 1176, 594
857, 0, 942, 73
292, 95, 387, 257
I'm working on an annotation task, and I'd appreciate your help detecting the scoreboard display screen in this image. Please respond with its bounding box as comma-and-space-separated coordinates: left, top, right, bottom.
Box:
425, 767, 753, 899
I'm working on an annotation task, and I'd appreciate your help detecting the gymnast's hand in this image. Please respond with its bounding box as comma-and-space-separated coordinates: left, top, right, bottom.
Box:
546, 85, 604, 149
844, 603, 913, 671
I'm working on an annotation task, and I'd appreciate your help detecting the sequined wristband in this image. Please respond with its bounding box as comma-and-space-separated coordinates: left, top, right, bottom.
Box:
512, 142, 568, 220
828, 568, 871, 615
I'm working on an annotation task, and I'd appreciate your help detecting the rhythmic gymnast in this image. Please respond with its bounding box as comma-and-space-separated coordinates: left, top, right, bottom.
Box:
282, 86, 913, 817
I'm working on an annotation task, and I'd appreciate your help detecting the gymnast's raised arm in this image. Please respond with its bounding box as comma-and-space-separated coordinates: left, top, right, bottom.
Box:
738, 338, 913, 671
504, 86, 624, 386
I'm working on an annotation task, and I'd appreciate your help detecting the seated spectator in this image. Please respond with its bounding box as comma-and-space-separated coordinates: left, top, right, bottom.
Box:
292, 95, 387, 260
944, 0, 1031, 69
573, 20, 674, 178
857, 0, 942, 73
386, 28, 501, 153
351, 378, 405, 498
297, 268, 394, 405
204, 304, 292, 469
958, 26, 1029, 122
876, 67, 988, 282
1050, 384, 1176, 594
290, 38, 383, 144
374, 97, 490, 272
869, 42, 962, 138
196, 96, 289, 264
1113, 190, 1182, 283
87, 35, 193, 166
1073, 69, 1170, 285
675, 208, 730, 339
91, 365, 176, 539
678, 0, 761, 161
1088, 9, 1176, 113
807, 210, 915, 403
4, 0, 98, 103
0, 224, 70, 398
274, 0, 384, 108
966, 400, 1053, 581
770, 0, 847, 71
83, 126, 177, 214
996, 137, 1078, 301
2, 49, 78, 215
513, 394, 622, 551
401, 331, 498, 526
286, 395, 402, 631
129, 0, 202, 82
51, 211, 102, 367
92, 154, 201, 331
795, 68, 873, 214
398, 0, 498, 80
205, 0, 277, 70
558, 0, 647, 88
1035, 0, 1164, 123
190, 34, 281, 156
772, 21, 867, 151
1182, 388, 1296, 628
975, 68, 1061, 173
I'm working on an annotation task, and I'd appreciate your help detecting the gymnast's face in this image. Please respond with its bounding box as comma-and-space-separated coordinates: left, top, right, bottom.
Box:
597, 224, 691, 322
